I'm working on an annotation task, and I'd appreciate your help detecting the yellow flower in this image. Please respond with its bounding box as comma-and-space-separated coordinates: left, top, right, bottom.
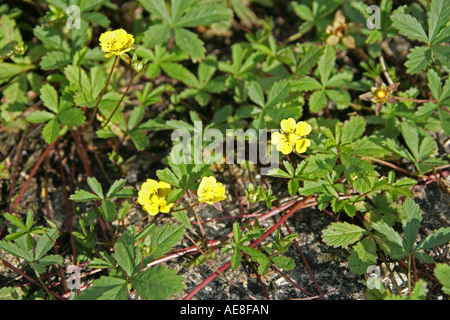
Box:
99, 29, 135, 58
137, 179, 173, 216
271, 118, 311, 155
197, 176, 226, 205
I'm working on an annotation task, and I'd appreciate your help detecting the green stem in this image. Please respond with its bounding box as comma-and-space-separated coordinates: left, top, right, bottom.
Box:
100, 70, 137, 130
88, 55, 119, 126
408, 254, 412, 297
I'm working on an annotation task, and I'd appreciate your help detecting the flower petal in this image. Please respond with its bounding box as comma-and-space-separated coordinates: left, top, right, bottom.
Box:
295, 121, 312, 136
280, 118, 296, 133
295, 138, 311, 154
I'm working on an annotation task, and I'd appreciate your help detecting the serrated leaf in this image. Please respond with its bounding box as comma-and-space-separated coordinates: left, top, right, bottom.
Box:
174, 27, 205, 62
266, 80, 290, 108
143, 223, 185, 260
428, 0, 450, 42
130, 265, 185, 300
40, 84, 59, 113
402, 199, 422, 253
400, 122, 420, 162
77, 276, 128, 300
112, 231, 136, 277
317, 46, 335, 85
175, 4, 232, 27
321, 222, 367, 248
86, 177, 103, 199
427, 69, 441, 101
129, 130, 149, 151
416, 227, 450, 251
70, 190, 102, 202
139, 0, 172, 23
271, 256, 295, 271
26, 110, 56, 123
247, 81, 265, 108
42, 118, 60, 144
405, 46, 432, 74
58, 107, 86, 127
101, 200, 117, 223
291, 76, 322, 92
341, 116, 366, 143
371, 221, 404, 249
309, 89, 327, 112
34, 228, 59, 261
433, 45, 450, 69
434, 263, 450, 295
348, 236, 378, 274
391, 13, 428, 43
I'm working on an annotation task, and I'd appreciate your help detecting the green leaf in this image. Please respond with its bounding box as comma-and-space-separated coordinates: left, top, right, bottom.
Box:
174, 27, 205, 62
400, 122, 420, 162
427, 69, 441, 101
26, 110, 55, 123
70, 190, 102, 202
130, 265, 185, 300
290, 76, 322, 92
287, 179, 299, 197
42, 118, 60, 144
405, 46, 432, 74
321, 222, 367, 248
34, 228, 59, 261
142, 223, 185, 260
371, 221, 404, 249
402, 199, 422, 253
438, 106, 450, 135
58, 107, 86, 127
0, 62, 35, 85
77, 276, 128, 300
139, 0, 172, 23
87, 177, 104, 199
171, 210, 192, 229
433, 45, 450, 69
112, 231, 136, 277
101, 200, 117, 223
309, 89, 327, 112
266, 80, 290, 108
428, 0, 450, 42
391, 13, 428, 43
156, 168, 180, 187
271, 256, 295, 271
39, 84, 59, 113
415, 227, 450, 251
129, 130, 149, 151
175, 4, 232, 27
341, 116, 366, 143
434, 263, 450, 295
247, 81, 265, 108
348, 236, 378, 274
317, 46, 336, 85
3, 213, 27, 231
40, 51, 71, 70
142, 24, 172, 48
0, 240, 33, 261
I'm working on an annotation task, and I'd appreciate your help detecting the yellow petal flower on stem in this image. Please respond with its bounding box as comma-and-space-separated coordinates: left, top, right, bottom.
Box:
295, 121, 312, 137
295, 138, 311, 154
138, 179, 174, 216
197, 176, 226, 205
280, 118, 296, 133
99, 29, 135, 58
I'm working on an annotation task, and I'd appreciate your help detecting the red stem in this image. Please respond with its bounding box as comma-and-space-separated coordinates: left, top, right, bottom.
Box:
183, 197, 311, 300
